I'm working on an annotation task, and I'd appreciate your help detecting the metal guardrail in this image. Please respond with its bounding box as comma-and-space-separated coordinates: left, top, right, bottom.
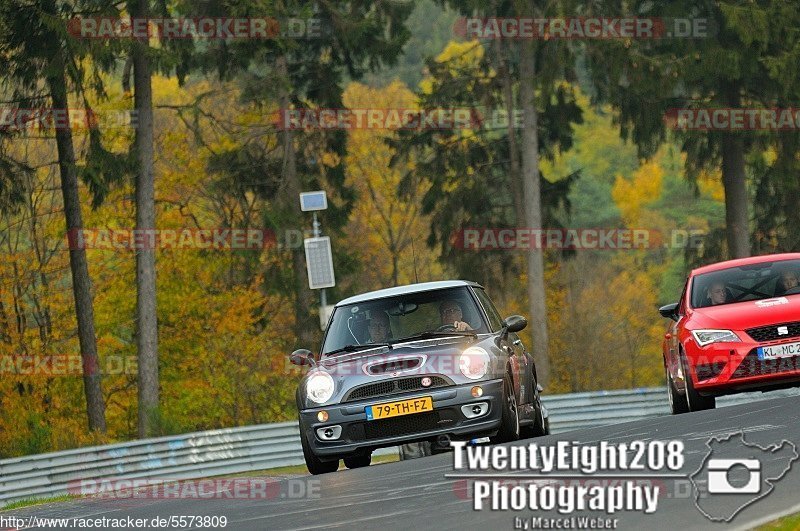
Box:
2, 386, 799, 509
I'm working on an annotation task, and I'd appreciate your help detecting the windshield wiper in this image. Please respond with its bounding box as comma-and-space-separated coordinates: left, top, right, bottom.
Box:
325, 343, 392, 356
390, 330, 477, 344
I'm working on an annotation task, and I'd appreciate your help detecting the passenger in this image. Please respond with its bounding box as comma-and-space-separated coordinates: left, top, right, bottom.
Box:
367, 310, 391, 343
707, 282, 728, 305
777, 271, 800, 294
439, 300, 473, 331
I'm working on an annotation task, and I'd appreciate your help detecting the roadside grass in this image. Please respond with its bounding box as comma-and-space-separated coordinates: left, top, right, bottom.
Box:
0, 495, 78, 512
758, 512, 800, 530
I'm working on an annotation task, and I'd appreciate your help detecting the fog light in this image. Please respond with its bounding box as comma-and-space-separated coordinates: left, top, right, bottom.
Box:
461, 402, 488, 419
316, 425, 342, 441
471, 386, 483, 398
317, 410, 329, 422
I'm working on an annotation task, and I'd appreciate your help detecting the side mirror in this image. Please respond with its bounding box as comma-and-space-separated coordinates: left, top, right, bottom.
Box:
658, 303, 680, 322
503, 315, 527, 333
290, 348, 315, 367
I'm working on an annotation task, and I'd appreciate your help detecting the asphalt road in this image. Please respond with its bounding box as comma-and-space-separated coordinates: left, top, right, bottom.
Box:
5, 393, 800, 531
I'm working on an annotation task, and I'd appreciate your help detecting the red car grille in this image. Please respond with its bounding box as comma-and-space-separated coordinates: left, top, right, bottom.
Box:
730, 350, 800, 379
343, 375, 452, 402
746, 321, 800, 343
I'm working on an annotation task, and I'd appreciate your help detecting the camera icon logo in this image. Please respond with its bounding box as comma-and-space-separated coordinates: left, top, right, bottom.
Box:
691, 431, 798, 522
707, 458, 761, 494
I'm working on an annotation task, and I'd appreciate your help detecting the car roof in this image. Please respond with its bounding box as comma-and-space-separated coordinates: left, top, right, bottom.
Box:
691, 253, 800, 276
335, 280, 483, 306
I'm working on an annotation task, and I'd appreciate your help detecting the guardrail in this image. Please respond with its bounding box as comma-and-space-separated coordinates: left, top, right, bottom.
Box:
2, 386, 798, 509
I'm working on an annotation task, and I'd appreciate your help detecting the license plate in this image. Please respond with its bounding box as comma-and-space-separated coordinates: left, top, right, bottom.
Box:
758, 341, 800, 360
365, 396, 433, 421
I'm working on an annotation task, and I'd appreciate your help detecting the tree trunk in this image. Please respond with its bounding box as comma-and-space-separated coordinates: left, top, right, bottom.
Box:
46, 52, 107, 432
496, 39, 525, 226
720, 133, 751, 258
519, 38, 551, 387
277, 57, 316, 347
131, 0, 160, 437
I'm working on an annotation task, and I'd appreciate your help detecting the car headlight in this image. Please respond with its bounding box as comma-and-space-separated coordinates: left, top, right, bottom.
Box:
691, 329, 741, 347
306, 371, 335, 404
459, 347, 491, 380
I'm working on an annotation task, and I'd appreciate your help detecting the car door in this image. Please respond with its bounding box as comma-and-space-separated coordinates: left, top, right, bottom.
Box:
508, 331, 533, 404
472, 287, 528, 404
665, 278, 688, 384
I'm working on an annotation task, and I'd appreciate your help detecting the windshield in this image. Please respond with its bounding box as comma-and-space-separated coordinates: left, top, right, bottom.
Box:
691, 259, 800, 308
321, 286, 487, 355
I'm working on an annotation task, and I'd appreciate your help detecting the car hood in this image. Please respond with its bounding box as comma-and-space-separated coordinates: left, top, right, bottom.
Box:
319, 335, 482, 377
300, 334, 501, 407
689, 295, 800, 330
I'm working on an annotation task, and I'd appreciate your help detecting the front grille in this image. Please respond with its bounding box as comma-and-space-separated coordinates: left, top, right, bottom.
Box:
343, 375, 452, 402
363, 411, 441, 439
695, 362, 726, 381
746, 321, 800, 343
730, 350, 800, 379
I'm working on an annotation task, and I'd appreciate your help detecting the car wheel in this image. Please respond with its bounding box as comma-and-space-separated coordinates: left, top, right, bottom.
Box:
680, 354, 716, 412
491, 373, 520, 444
301, 427, 339, 475
520, 381, 548, 438
399, 442, 432, 460
666, 361, 689, 415
344, 453, 372, 469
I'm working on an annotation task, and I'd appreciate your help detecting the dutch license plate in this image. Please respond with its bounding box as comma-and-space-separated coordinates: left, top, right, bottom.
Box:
758, 341, 800, 360
365, 396, 433, 421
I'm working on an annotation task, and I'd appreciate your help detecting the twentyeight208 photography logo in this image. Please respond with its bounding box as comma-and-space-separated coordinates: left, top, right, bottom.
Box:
690, 431, 798, 522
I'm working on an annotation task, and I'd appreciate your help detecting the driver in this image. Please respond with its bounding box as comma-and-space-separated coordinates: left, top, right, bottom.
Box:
367, 310, 391, 343
778, 271, 799, 294
707, 282, 728, 305
439, 300, 473, 332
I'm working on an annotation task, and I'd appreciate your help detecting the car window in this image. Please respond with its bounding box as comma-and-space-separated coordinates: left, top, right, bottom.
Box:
473, 287, 504, 331
321, 286, 487, 355
691, 259, 800, 308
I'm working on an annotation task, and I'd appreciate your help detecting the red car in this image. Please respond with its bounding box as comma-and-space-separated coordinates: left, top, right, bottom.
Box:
660, 253, 800, 414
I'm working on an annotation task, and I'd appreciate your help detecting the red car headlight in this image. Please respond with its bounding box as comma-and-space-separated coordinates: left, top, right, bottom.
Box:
691, 329, 741, 347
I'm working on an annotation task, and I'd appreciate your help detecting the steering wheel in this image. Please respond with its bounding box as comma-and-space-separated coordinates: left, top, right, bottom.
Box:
435, 324, 458, 332
783, 286, 800, 296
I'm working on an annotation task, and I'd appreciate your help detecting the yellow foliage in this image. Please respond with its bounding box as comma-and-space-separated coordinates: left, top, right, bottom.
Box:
341, 80, 443, 289
612, 160, 664, 226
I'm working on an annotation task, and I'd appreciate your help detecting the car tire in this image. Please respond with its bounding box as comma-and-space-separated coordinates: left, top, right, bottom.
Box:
680, 354, 716, 412
520, 403, 548, 438
301, 428, 339, 475
399, 442, 432, 460
520, 381, 548, 438
344, 453, 372, 469
491, 373, 520, 444
666, 361, 689, 415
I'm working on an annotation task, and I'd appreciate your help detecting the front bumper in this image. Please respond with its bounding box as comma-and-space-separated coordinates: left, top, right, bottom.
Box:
687, 337, 800, 394
299, 379, 504, 459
